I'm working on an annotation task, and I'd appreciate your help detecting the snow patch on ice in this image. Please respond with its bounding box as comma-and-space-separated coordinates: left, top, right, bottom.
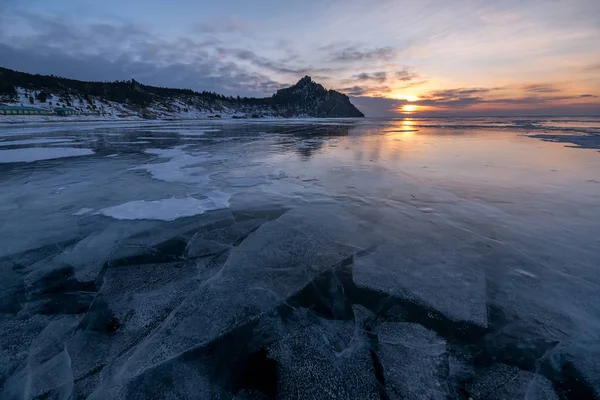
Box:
97, 192, 231, 221
0, 148, 94, 163
131, 147, 229, 184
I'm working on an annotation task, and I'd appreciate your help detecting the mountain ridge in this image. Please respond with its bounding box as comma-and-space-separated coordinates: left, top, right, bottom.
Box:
0, 67, 364, 119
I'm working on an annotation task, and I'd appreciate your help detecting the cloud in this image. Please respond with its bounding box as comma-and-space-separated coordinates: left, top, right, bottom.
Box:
194, 18, 249, 34
397, 80, 428, 89
524, 84, 560, 93
395, 70, 419, 81
584, 63, 600, 71
352, 72, 387, 82
0, 43, 283, 98
222, 48, 334, 77
339, 84, 392, 96
0, 13, 291, 97
330, 46, 396, 62
342, 69, 423, 87
415, 88, 492, 108
339, 86, 368, 96
414, 85, 600, 112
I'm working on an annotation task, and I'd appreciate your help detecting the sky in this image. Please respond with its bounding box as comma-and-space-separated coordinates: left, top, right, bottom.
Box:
1, 0, 599, 116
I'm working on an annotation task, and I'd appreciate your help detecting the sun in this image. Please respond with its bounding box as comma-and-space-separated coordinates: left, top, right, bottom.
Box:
402, 104, 418, 113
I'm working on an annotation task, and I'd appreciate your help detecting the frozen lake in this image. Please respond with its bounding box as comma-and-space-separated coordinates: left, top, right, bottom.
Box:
1, 117, 599, 399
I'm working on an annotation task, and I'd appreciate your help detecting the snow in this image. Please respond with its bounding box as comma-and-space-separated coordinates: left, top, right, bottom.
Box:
1, 87, 279, 122
0, 147, 94, 163
97, 193, 231, 221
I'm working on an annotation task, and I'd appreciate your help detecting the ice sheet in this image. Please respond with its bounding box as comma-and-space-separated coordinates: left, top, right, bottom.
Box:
2, 118, 600, 398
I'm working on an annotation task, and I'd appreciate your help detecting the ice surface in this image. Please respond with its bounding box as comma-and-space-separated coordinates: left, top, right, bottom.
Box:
97, 193, 230, 221
1, 118, 600, 398
376, 322, 449, 399
0, 138, 74, 146
268, 317, 379, 399
1, 317, 80, 399
466, 364, 557, 400
0, 147, 94, 163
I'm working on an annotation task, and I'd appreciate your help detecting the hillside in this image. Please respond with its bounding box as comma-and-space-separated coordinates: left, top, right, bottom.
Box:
0, 67, 364, 119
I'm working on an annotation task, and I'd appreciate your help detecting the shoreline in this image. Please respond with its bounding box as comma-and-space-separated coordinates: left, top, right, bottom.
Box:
0, 115, 365, 125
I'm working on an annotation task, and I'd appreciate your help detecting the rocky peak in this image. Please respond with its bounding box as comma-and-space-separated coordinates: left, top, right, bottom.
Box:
297, 75, 313, 85
271, 76, 364, 118
274, 76, 326, 99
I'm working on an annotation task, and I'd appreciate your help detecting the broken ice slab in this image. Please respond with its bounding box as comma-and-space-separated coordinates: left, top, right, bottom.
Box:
186, 237, 229, 258
190, 218, 264, 246
99, 260, 200, 335
376, 322, 449, 400
268, 317, 379, 399
541, 341, 600, 399
466, 364, 558, 400
1, 317, 81, 399
185, 218, 265, 258
106, 210, 236, 266
88, 348, 229, 400
69, 259, 203, 396
0, 315, 56, 395
353, 241, 488, 330
103, 208, 363, 385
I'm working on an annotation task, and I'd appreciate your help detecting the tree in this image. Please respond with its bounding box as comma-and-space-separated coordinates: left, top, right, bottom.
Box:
36, 91, 49, 103
29, 96, 34, 104
0, 82, 17, 100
